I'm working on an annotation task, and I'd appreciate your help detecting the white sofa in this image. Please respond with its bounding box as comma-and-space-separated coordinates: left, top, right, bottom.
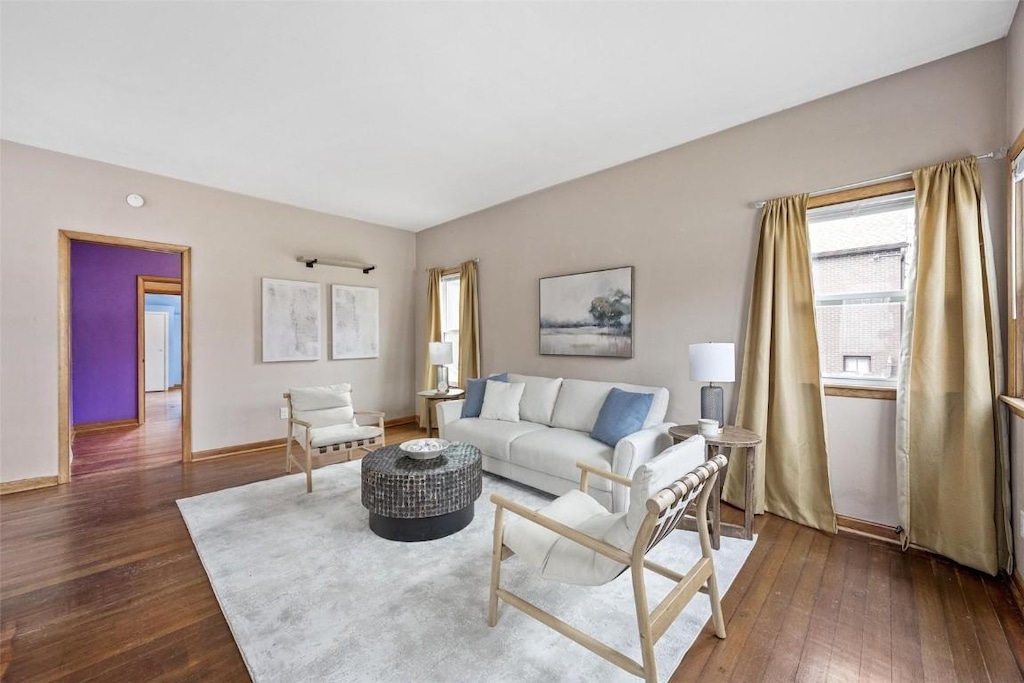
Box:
437, 374, 674, 513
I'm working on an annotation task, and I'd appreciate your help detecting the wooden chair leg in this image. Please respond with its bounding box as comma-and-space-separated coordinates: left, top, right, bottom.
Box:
707, 560, 726, 638
630, 563, 657, 683
285, 436, 293, 473
488, 506, 505, 627
305, 442, 313, 493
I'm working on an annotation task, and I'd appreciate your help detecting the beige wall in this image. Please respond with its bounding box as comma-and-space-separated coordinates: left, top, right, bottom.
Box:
1013, 414, 1024, 582
416, 41, 1008, 525
1009, 2, 1024, 137
825, 396, 899, 526
0, 141, 418, 482
416, 41, 1007, 425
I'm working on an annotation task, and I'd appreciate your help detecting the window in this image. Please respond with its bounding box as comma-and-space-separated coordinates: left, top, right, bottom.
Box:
843, 355, 871, 375
439, 273, 461, 386
808, 191, 915, 387
1010, 142, 1024, 398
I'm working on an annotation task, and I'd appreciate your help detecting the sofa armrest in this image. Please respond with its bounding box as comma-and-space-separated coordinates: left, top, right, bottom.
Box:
608, 423, 676, 512
436, 399, 466, 439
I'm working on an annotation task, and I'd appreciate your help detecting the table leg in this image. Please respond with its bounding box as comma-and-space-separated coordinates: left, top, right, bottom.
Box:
425, 400, 433, 438
743, 445, 756, 540
709, 444, 722, 550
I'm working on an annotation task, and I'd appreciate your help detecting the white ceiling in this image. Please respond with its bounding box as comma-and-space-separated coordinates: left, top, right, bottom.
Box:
2, 1, 1018, 231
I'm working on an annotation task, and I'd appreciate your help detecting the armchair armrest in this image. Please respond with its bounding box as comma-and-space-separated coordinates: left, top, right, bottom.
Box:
576, 461, 632, 494
289, 417, 312, 428
490, 494, 631, 565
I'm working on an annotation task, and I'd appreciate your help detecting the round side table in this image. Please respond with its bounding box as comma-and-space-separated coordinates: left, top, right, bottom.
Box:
669, 425, 763, 549
417, 388, 466, 437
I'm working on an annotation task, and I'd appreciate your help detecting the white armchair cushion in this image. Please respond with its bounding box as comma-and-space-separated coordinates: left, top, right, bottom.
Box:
308, 424, 382, 448
503, 490, 630, 586
508, 374, 563, 425
480, 381, 526, 422
289, 384, 356, 428
627, 435, 705, 531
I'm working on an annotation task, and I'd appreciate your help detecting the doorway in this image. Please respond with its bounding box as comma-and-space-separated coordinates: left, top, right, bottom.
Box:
58, 231, 192, 482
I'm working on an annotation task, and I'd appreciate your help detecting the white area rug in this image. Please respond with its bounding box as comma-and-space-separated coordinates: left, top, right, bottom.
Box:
178, 461, 756, 683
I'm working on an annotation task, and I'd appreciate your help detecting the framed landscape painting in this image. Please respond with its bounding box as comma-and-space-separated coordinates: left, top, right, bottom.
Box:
331, 284, 379, 360
539, 266, 633, 358
261, 278, 321, 362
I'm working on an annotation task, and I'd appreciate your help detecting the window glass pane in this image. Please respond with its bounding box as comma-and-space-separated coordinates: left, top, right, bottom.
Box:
817, 301, 903, 381
809, 194, 913, 296
439, 274, 461, 385
808, 192, 913, 386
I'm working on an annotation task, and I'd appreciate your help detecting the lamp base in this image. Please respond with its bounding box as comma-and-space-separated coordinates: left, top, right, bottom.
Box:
700, 384, 724, 427
435, 366, 449, 393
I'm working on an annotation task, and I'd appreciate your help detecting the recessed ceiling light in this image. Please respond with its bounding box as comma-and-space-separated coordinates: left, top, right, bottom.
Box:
125, 193, 145, 208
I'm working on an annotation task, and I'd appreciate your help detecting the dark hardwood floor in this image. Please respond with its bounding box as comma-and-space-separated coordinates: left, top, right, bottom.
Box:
2, 422, 1022, 681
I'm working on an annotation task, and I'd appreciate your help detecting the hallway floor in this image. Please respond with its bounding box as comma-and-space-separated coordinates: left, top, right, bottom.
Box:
71, 390, 182, 478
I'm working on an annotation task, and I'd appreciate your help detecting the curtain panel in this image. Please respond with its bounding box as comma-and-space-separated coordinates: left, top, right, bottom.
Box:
458, 260, 481, 386
724, 194, 837, 533
420, 267, 444, 428
896, 156, 1011, 575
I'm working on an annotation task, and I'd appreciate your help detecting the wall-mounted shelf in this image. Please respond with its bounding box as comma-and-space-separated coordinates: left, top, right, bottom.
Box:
296, 256, 376, 274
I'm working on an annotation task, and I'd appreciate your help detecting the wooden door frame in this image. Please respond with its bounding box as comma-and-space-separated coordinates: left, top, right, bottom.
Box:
137, 275, 183, 424
59, 230, 193, 484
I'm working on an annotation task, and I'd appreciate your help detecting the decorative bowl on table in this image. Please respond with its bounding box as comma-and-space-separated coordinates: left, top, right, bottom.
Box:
399, 438, 450, 460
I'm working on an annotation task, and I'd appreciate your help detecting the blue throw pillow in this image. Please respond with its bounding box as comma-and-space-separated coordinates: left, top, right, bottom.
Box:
462, 373, 508, 418
590, 388, 655, 447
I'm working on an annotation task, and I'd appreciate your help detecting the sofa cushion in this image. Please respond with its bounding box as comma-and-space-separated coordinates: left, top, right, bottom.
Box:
480, 380, 525, 422
444, 417, 546, 460
590, 388, 655, 447
508, 374, 563, 425
509, 428, 615, 492
461, 373, 508, 418
550, 378, 668, 433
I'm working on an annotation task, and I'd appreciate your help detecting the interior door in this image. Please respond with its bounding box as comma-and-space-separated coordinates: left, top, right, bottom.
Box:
145, 311, 169, 392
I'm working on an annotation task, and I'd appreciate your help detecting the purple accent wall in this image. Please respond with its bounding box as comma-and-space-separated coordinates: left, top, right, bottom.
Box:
71, 242, 181, 425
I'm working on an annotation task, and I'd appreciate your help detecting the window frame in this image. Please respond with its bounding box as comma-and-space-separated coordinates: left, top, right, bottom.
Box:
1004, 128, 1024, 417
806, 178, 914, 401
439, 271, 461, 387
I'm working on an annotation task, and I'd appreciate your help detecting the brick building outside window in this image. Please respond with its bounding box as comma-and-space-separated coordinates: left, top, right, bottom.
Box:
808, 192, 914, 386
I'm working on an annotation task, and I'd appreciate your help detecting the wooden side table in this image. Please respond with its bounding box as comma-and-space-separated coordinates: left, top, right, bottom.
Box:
669, 424, 763, 549
417, 388, 466, 437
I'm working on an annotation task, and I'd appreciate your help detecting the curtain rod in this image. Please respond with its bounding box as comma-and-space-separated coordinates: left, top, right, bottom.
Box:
425, 258, 479, 273
752, 150, 1007, 209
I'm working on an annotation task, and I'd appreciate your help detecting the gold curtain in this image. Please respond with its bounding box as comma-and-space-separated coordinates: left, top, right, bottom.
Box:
458, 260, 481, 385
420, 267, 444, 427
723, 194, 837, 533
896, 156, 1011, 575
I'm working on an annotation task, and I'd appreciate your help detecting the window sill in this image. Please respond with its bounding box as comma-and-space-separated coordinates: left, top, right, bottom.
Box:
1001, 396, 1024, 420
824, 385, 897, 400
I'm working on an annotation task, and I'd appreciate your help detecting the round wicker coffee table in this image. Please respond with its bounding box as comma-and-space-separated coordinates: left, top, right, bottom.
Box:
361, 442, 483, 542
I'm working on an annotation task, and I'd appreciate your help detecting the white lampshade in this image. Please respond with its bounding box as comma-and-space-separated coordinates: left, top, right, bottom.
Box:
429, 341, 454, 365
689, 343, 735, 383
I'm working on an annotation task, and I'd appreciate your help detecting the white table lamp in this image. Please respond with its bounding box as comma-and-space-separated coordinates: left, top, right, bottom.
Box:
689, 342, 735, 427
429, 341, 454, 392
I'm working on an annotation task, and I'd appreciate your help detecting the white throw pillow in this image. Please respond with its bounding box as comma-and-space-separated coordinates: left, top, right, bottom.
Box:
480, 380, 526, 422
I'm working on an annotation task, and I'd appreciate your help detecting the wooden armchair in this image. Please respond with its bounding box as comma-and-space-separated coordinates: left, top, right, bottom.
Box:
284, 384, 385, 493
488, 436, 727, 683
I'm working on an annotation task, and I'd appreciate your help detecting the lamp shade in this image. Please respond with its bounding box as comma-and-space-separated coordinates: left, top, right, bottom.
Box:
429, 341, 454, 365
689, 343, 735, 382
